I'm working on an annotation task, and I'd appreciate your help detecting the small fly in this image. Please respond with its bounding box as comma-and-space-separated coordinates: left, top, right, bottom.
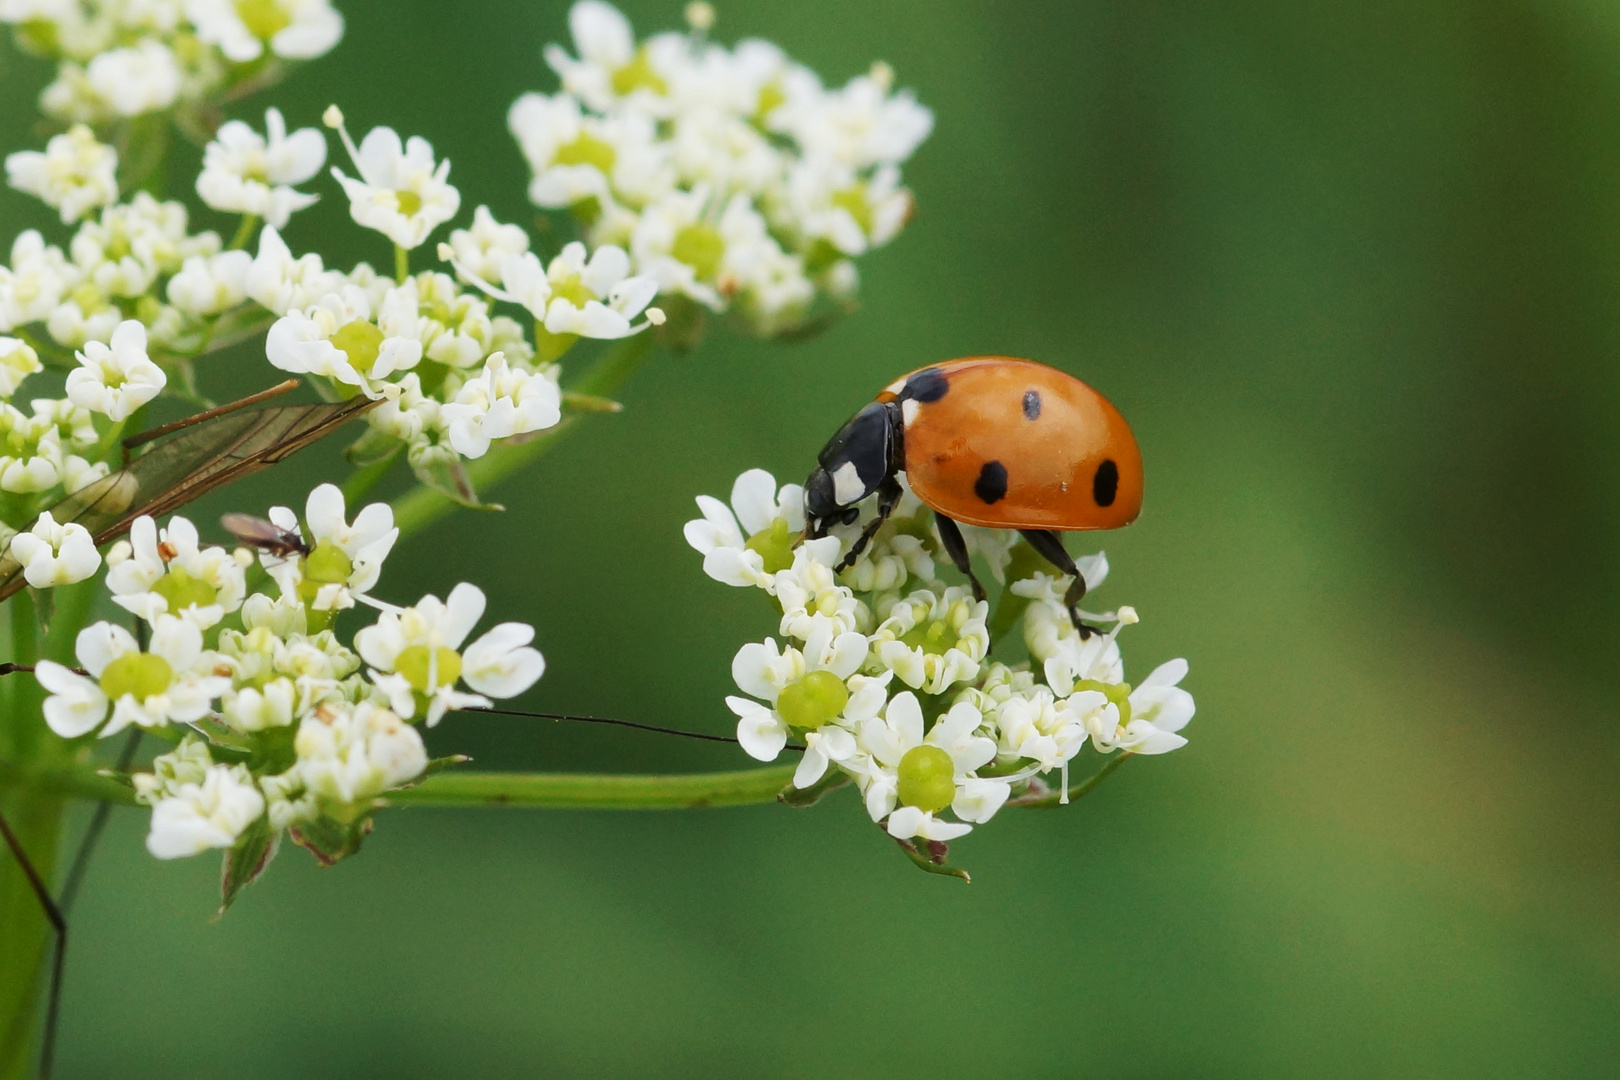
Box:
220, 513, 308, 557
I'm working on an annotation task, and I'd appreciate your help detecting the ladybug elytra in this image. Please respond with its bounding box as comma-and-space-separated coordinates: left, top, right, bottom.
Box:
803, 357, 1144, 630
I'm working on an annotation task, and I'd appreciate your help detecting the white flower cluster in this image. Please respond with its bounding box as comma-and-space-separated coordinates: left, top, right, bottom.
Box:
686, 469, 1193, 847
1, 0, 343, 124
33, 483, 544, 863
508, 1, 932, 337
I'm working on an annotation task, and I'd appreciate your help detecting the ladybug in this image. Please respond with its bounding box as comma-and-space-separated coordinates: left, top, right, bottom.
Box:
803, 357, 1144, 630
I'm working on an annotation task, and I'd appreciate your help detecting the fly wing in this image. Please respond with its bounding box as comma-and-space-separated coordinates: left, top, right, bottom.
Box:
0, 396, 376, 602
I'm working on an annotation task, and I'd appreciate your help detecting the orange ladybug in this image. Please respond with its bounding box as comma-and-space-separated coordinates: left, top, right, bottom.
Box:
803, 357, 1144, 629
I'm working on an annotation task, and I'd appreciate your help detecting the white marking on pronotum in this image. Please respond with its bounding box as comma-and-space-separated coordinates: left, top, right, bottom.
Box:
884, 375, 908, 396
901, 398, 920, 426
832, 460, 865, 504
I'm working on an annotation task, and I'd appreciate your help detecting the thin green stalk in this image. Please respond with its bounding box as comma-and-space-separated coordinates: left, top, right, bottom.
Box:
228, 213, 259, 251
385, 764, 798, 810
394, 244, 409, 284
341, 446, 402, 506
390, 332, 654, 539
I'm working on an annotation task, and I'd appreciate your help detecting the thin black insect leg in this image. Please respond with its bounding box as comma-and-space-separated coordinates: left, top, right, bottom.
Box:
934, 513, 987, 601
835, 476, 903, 572
1018, 529, 1095, 637
0, 806, 66, 1080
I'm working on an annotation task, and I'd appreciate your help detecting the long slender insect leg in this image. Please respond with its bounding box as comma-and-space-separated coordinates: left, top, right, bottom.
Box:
1018, 529, 1094, 637
834, 476, 903, 572
934, 513, 987, 601
0, 807, 66, 1080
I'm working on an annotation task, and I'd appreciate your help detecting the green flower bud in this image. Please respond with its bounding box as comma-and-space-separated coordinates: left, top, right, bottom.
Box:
151, 567, 217, 614
743, 517, 796, 575
897, 744, 955, 812
396, 644, 462, 693
99, 652, 173, 702
775, 669, 849, 730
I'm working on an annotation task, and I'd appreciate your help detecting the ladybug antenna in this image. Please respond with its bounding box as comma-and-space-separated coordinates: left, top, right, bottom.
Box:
463, 706, 805, 752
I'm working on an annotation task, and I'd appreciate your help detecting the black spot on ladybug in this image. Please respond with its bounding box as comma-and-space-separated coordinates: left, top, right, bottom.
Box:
1093, 459, 1119, 507
901, 368, 949, 403
975, 460, 1008, 504
1022, 389, 1041, 420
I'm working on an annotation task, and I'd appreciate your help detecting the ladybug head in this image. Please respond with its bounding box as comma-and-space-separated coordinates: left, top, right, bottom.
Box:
802, 467, 862, 538
803, 401, 902, 539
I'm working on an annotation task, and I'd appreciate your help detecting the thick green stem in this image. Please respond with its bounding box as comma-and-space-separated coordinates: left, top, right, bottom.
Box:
390, 332, 654, 539
387, 764, 798, 810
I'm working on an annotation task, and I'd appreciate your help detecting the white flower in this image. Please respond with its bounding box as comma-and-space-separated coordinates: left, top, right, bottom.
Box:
262, 483, 398, 614
245, 225, 346, 315
166, 250, 251, 315
104, 513, 246, 628
683, 467, 824, 592
440, 352, 562, 459
855, 692, 1003, 840
65, 319, 165, 421
870, 586, 990, 695
630, 188, 771, 309
329, 117, 460, 250
196, 108, 327, 228
543, 1, 682, 114
145, 764, 265, 859
294, 700, 428, 805
264, 285, 422, 396
773, 63, 934, 169
1083, 658, 1195, 756
0, 337, 42, 398
355, 583, 543, 725
86, 41, 182, 117
5, 124, 118, 224
9, 511, 100, 589
0, 405, 61, 493
446, 206, 530, 286
507, 92, 669, 210
780, 161, 911, 257
0, 232, 73, 331
186, 0, 344, 62
725, 622, 882, 763
34, 617, 231, 738
449, 241, 660, 340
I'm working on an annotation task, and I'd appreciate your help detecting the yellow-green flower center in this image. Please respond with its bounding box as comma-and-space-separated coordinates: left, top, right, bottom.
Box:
743, 517, 795, 575
549, 273, 595, 308
897, 744, 955, 812
152, 567, 218, 614
671, 223, 724, 280
99, 652, 173, 702
553, 131, 617, 174
332, 319, 384, 375
394, 189, 423, 217
900, 619, 960, 655
396, 644, 462, 693
611, 47, 668, 96
1073, 679, 1133, 726
235, 0, 291, 39
775, 669, 848, 730
754, 80, 787, 123
831, 186, 874, 235
303, 540, 353, 585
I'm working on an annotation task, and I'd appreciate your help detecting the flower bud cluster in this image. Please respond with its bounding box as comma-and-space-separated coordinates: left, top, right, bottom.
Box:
33, 483, 544, 868
507, 1, 933, 339
686, 468, 1194, 847
0, 0, 343, 125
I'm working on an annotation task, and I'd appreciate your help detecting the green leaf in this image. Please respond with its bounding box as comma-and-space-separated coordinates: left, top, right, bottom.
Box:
776, 768, 850, 808
218, 815, 279, 915
289, 813, 374, 867
0, 393, 378, 603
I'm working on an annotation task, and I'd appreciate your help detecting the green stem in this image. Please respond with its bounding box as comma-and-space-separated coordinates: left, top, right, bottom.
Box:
387, 764, 798, 810
394, 244, 409, 284
390, 332, 654, 540
341, 446, 402, 507
228, 213, 259, 251
1018, 752, 1132, 809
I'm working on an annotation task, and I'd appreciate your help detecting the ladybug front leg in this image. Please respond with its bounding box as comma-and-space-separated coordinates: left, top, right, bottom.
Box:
1018, 529, 1097, 638
834, 475, 904, 572
933, 513, 987, 602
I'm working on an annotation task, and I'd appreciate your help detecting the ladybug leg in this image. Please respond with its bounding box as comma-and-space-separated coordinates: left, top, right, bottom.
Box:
1018, 529, 1096, 638
933, 513, 987, 602
835, 476, 903, 572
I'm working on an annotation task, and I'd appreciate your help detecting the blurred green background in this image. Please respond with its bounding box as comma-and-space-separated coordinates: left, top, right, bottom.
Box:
5, 0, 1620, 1076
